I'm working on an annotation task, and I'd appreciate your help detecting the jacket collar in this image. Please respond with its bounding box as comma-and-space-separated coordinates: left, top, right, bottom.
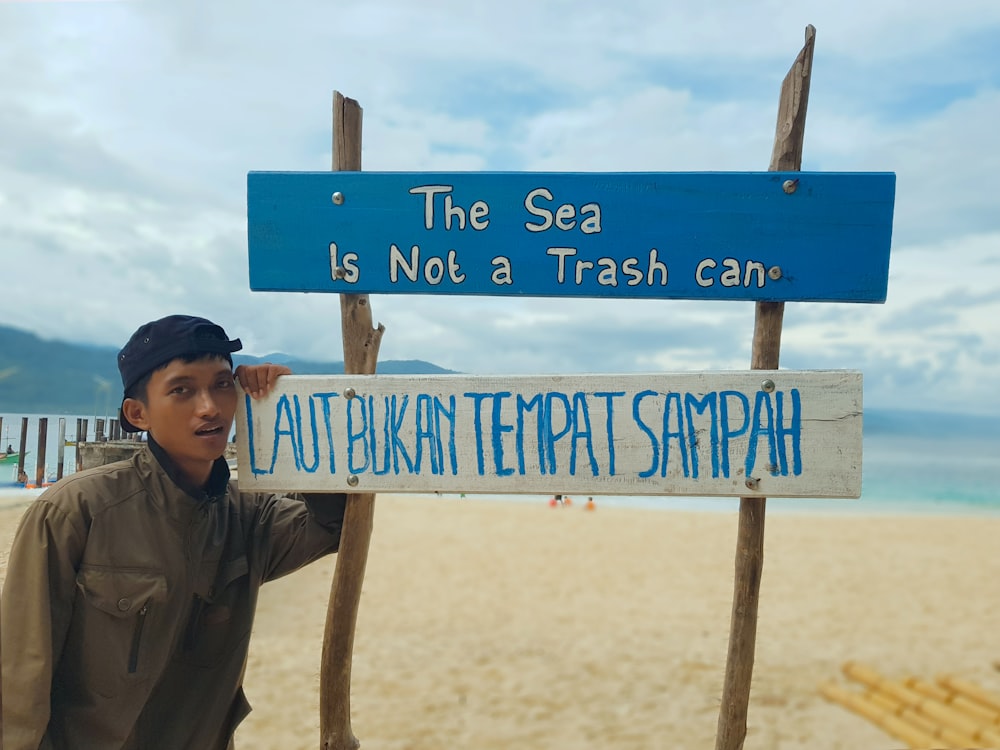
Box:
147, 434, 231, 504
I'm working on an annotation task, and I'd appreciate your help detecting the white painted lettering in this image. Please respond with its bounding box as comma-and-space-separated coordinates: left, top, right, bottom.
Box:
524, 190, 603, 234
469, 201, 490, 230
721, 258, 741, 287
646, 249, 668, 286
445, 249, 466, 283
491, 256, 513, 285
555, 203, 576, 231
425, 256, 445, 284
696, 258, 716, 287
444, 195, 466, 230
580, 203, 602, 234
744, 260, 765, 288
575, 259, 595, 284
597, 258, 617, 286
547, 247, 577, 283
390, 243, 420, 282
408, 185, 453, 230
390, 245, 465, 285
696, 258, 769, 289
329, 243, 360, 283
524, 188, 554, 232
623, 257, 644, 286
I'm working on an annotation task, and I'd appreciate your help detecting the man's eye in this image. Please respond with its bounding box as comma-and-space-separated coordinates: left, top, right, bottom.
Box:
216, 379, 235, 389
170, 386, 189, 395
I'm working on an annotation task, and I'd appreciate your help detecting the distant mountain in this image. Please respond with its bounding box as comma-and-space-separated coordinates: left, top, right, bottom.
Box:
3, 324, 996, 441
0, 324, 456, 414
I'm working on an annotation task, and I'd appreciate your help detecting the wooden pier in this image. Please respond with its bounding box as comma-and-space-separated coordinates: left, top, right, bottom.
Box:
2, 415, 236, 485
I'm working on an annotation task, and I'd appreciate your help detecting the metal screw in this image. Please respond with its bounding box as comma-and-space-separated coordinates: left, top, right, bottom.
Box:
332, 192, 345, 205
333, 266, 346, 280
347, 475, 359, 487
745, 477, 760, 490
761, 379, 775, 393
343, 387, 356, 400
768, 266, 782, 280
782, 179, 798, 194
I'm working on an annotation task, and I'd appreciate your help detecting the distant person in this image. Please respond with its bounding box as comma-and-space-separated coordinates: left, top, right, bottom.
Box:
6, 444, 13, 454
1, 314, 348, 749
17, 469, 27, 484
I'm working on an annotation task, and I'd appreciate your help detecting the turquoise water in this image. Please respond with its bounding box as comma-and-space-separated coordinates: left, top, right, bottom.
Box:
3, 410, 998, 516
1, 413, 90, 485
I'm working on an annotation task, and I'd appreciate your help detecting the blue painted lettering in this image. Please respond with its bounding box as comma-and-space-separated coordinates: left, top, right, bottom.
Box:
593, 391, 624, 475
346, 396, 370, 474
684, 392, 719, 479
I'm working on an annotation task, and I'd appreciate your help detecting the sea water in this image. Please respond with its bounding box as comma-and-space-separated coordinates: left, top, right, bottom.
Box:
3, 410, 998, 516
1, 413, 93, 485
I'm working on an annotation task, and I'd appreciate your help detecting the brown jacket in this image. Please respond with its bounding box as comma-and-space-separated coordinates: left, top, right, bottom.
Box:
1, 442, 346, 750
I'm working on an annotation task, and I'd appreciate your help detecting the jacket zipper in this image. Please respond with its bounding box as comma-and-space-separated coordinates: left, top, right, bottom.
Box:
128, 603, 150, 674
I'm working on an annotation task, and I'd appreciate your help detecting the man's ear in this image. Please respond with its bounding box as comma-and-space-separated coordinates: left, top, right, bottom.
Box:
121, 398, 150, 432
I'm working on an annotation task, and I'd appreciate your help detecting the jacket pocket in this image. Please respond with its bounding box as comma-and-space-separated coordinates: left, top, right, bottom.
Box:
177, 555, 251, 668
72, 566, 168, 697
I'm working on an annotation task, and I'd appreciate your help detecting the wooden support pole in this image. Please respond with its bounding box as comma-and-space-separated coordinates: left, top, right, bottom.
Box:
715, 25, 815, 750
18, 417, 29, 477
76, 419, 84, 473
318, 90, 385, 750
57, 417, 66, 480
78, 420, 88, 472
35, 418, 49, 487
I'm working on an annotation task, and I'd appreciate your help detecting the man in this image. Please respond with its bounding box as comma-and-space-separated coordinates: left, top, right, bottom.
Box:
1, 314, 347, 749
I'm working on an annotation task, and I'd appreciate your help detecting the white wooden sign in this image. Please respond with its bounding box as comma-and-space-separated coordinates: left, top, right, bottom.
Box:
234, 370, 862, 498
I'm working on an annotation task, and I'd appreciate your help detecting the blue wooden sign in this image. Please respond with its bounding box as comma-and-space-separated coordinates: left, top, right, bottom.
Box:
247, 171, 895, 303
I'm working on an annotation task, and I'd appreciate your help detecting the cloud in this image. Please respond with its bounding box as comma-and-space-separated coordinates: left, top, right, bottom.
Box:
1, 0, 999, 418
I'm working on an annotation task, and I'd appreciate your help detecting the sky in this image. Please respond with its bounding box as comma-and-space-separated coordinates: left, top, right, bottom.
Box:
1, 0, 998, 417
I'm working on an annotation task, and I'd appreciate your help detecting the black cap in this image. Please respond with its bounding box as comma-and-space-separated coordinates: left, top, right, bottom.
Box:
117, 315, 243, 433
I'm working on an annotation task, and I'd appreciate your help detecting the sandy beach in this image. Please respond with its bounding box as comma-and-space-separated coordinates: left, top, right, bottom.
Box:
2, 491, 999, 749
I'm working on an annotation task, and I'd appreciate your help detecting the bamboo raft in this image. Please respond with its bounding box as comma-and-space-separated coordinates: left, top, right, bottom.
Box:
820, 662, 1000, 748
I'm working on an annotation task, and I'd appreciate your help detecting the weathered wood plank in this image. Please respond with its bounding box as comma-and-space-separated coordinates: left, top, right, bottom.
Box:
235, 370, 861, 499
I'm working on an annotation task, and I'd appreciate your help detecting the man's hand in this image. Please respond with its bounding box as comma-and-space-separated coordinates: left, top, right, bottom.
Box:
234, 363, 292, 399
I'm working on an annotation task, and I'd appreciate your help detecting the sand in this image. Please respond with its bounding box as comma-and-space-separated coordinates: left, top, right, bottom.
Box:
2, 492, 999, 749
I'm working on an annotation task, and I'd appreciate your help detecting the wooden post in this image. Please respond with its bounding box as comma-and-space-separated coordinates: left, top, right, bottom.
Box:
18, 417, 29, 476
76, 419, 84, 473
715, 25, 815, 750
78, 420, 88, 472
57, 418, 66, 480
35, 418, 49, 487
318, 90, 385, 750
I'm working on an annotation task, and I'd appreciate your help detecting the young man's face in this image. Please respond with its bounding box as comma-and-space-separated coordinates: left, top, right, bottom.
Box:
123, 356, 237, 485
